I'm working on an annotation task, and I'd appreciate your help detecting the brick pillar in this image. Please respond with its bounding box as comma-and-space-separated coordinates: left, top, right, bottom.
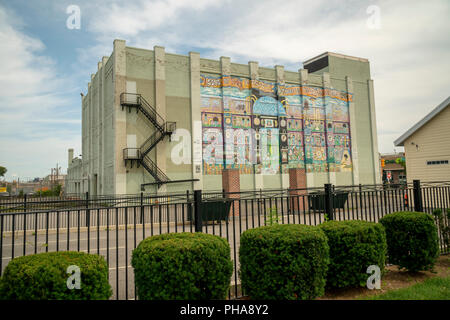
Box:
222, 169, 240, 216
289, 168, 307, 212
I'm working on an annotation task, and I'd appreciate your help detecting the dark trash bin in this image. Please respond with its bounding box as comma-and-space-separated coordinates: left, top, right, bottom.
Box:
309, 192, 348, 211
188, 198, 232, 223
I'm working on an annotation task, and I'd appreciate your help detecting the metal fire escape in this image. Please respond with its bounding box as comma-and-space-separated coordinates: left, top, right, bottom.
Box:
121, 93, 176, 189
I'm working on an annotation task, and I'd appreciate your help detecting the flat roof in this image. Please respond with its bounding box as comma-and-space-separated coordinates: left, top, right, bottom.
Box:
303, 52, 369, 65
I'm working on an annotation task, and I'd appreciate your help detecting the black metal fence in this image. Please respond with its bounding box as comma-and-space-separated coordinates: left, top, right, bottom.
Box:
0, 180, 449, 300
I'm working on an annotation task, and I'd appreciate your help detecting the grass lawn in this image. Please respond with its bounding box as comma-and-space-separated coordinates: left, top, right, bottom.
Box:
362, 275, 450, 300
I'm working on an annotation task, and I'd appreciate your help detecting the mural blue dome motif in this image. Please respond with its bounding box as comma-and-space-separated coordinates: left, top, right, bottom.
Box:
252, 96, 286, 116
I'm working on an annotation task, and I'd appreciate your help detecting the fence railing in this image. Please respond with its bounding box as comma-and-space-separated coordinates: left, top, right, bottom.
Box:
0, 180, 449, 300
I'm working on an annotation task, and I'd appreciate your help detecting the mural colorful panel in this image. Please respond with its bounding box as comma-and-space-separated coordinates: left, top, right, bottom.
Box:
200, 73, 353, 175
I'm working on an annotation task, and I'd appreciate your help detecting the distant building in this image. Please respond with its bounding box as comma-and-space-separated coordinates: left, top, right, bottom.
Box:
66, 40, 381, 195
380, 152, 406, 184
395, 96, 450, 182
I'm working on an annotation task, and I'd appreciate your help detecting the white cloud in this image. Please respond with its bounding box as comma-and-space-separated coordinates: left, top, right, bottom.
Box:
89, 0, 225, 36
2, 0, 449, 180
81, 0, 449, 155
0, 5, 79, 180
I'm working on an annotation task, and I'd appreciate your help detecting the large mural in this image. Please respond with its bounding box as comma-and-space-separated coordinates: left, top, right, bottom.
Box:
200, 73, 353, 175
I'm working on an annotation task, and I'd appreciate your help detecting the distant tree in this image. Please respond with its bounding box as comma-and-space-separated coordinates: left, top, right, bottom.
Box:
0, 166, 6, 177
395, 157, 406, 173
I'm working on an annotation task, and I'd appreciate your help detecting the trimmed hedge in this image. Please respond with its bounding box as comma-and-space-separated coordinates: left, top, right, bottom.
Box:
239, 224, 329, 300
131, 232, 233, 300
320, 220, 387, 288
0, 251, 111, 300
380, 211, 439, 272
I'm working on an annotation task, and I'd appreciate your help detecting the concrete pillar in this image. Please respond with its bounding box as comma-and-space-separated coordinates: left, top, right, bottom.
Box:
222, 169, 240, 216
368, 79, 381, 184
276, 65, 289, 189
322, 72, 336, 185
96, 61, 102, 194
220, 56, 231, 181
299, 68, 314, 188
68, 149, 74, 167
101, 56, 108, 195
154, 46, 167, 193
113, 39, 127, 195
81, 93, 86, 193
249, 61, 263, 189
299, 69, 308, 85
87, 78, 92, 194
346, 76, 360, 185
288, 168, 307, 212
189, 51, 203, 190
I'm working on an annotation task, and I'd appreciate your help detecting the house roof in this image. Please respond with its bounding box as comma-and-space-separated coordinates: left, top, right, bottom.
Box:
394, 96, 450, 146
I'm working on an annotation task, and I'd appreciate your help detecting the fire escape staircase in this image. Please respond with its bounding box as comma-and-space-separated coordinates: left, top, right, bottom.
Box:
121, 93, 176, 188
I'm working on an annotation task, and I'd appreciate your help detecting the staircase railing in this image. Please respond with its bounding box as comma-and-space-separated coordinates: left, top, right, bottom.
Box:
140, 130, 165, 157
121, 92, 175, 186
120, 93, 166, 133
141, 154, 170, 184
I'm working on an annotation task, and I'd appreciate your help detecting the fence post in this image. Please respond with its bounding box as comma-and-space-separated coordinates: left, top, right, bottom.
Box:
324, 183, 334, 221
24, 193, 27, 213
359, 183, 363, 211
194, 190, 202, 232
85, 191, 90, 227
413, 180, 423, 212
140, 192, 144, 224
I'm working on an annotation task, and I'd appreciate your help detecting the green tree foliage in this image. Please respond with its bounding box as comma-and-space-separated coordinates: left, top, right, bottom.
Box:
0, 166, 6, 177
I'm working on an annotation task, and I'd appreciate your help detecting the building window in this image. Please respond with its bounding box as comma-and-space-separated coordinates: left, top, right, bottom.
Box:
426, 160, 449, 165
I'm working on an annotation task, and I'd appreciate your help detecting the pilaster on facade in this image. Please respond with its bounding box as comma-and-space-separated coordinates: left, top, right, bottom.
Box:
346, 76, 360, 185
101, 56, 108, 195
113, 39, 127, 195
249, 61, 263, 189
322, 72, 336, 185
154, 46, 167, 193
220, 56, 231, 190
190, 51, 203, 190
276, 65, 289, 189
368, 79, 381, 184
299, 68, 314, 188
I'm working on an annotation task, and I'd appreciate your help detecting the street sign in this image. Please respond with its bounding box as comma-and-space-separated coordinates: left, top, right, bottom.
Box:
387, 171, 392, 180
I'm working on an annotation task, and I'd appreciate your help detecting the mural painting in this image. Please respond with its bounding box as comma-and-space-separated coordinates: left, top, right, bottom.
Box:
200, 73, 353, 175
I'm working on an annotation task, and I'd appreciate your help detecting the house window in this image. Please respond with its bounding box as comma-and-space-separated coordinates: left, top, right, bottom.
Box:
426, 160, 449, 165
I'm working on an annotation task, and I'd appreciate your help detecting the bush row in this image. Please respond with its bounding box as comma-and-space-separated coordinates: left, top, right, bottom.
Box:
0, 211, 440, 300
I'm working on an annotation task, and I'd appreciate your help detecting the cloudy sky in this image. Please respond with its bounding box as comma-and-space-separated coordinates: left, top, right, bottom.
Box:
0, 0, 449, 181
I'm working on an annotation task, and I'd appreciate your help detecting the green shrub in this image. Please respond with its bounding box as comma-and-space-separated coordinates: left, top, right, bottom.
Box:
131, 232, 233, 300
380, 211, 439, 272
0, 251, 111, 300
239, 224, 329, 300
320, 220, 387, 288
432, 209, 450, 249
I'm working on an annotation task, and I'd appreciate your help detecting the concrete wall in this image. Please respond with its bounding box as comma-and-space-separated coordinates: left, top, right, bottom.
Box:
69, 41, 381, 195
404, 105, 450, 182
